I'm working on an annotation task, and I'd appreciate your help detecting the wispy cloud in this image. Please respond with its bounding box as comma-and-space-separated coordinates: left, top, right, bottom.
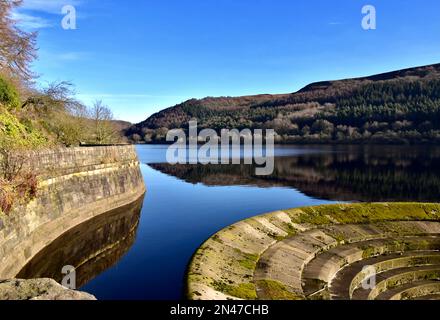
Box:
11, 11, 52, 29
12, 0, 82, 30
21, 0, 81, 14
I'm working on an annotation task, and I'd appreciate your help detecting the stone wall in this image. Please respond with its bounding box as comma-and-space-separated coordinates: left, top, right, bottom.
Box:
0, 145, 146, 279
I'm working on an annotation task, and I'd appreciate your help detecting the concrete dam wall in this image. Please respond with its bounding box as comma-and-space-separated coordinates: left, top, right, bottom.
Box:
0, 145, 146, 279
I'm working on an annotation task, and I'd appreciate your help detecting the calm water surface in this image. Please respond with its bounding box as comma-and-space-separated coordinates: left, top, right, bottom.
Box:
20, 145, 440, 299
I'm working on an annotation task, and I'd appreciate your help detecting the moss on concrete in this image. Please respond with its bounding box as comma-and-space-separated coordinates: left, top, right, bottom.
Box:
212, 280, 257, 300
287, 203, 440, 226
238, 252, 259, 270
256, 280, 303, 300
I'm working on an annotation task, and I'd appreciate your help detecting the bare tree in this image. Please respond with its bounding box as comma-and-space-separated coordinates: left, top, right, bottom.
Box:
91, 100, 116, 145
22, 81, 78, 111
20, 81, 91, 146
0, 0, 37, 80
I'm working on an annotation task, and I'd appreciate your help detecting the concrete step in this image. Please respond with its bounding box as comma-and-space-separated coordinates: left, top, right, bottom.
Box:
253, 221, 440, 300
302, 236, 440, 297
375, 280, 440, 300
368, 266, 440, 299
329, 251, 440, 299
352, 264, 440, 300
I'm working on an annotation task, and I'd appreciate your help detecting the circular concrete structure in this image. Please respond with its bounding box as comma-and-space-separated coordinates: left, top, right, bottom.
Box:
186, 203, 440, 300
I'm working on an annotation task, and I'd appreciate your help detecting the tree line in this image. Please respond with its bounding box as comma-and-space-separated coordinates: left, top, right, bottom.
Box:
127, 70, 440, 145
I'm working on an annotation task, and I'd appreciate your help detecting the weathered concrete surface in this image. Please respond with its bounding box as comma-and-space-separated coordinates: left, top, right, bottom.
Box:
0, 279, 96, 300
328, 250, 440, 300
0, 146, 145, 299
186, 203, 440, 300
17, 195, 144, 288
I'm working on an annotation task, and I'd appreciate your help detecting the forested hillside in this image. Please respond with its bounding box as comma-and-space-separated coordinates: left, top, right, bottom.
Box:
126, 63, 440, 144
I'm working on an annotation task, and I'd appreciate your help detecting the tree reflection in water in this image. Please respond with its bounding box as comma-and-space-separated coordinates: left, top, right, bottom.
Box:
149, 145, 440, 202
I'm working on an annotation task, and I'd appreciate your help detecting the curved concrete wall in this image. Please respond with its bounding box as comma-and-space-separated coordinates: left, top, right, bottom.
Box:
0, 146, 146, 279
186, 203, 440, 300
17, 195, 144, 287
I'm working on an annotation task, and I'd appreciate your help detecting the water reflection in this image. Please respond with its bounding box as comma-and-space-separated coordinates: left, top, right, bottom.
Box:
17, 195, 144, 288
149, 145, 440, 202
16, 145, 440, 299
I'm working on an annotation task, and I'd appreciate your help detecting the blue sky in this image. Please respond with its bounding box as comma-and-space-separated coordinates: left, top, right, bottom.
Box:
14, 0, 440, 123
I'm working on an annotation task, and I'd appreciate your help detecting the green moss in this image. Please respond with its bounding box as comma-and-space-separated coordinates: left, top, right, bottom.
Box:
362, 247, 378, 259
228, 283, 257, 300
256, 280, 303, 300
0, 77, 20, 110
333, 233, 346, 244
296, 208, 332, 225
282, 222, 297, 235
287, 203, 440, 226
212, 280, 257, 300
238, 252, 259, 270
0, 107, 48, 149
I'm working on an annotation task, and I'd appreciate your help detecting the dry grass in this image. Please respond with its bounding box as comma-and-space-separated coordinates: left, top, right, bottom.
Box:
0, 150, 38, 215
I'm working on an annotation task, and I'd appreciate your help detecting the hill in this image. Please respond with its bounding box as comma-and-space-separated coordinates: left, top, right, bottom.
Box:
126, 63, 440, 144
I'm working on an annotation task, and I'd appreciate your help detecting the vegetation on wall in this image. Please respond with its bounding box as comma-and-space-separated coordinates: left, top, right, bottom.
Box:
0, 102, 47, 215
0, 147, 38, 215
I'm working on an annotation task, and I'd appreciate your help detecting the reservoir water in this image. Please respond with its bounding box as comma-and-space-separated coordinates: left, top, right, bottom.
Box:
19, 145, 440, 299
